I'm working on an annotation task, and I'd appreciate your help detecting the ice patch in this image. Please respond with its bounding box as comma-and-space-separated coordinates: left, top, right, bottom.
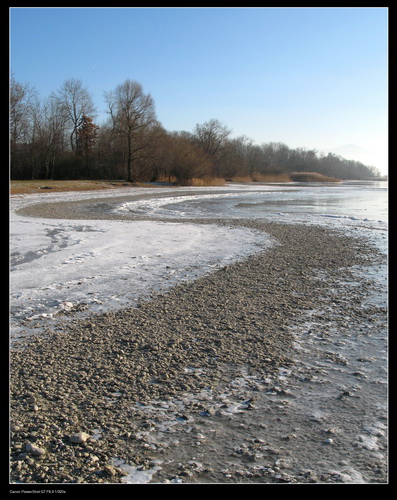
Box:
329, 467, 366, 484
115, 192, 245, 218
112, 459, 162, 484
355, 434, 380, 451
10, 193, 271, 341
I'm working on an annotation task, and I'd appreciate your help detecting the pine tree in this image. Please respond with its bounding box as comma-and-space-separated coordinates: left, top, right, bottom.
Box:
77, 114, 99, 156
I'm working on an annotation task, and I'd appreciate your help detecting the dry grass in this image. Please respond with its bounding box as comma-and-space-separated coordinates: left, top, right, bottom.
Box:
230, 172, 341, 183
188, 177, 226, 187
10, 177, 226, 195
156, 176, 225, 186
289, 172, 340, 182
229, 175, 254, 183
251, 172, 292, 183
10, 179, 136, 195
230, 173, 291, 183
10, 171, 341, 196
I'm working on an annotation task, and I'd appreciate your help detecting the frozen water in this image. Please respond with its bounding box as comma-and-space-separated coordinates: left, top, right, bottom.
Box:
10, 188, 271, 341
112, 459, 162, 484
10, 181, 387, 343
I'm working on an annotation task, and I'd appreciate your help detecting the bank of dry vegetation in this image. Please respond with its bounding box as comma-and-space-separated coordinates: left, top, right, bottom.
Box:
11, 76, 381, 185
10, 171, 342, 196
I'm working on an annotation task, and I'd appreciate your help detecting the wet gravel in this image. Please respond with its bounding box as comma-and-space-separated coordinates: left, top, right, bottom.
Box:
10, 197, 388, 485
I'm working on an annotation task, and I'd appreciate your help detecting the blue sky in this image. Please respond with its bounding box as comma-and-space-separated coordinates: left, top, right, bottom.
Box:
10, 7, 388, 174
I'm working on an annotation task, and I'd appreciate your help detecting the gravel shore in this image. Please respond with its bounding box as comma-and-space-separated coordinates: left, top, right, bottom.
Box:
10, 196, 387, 485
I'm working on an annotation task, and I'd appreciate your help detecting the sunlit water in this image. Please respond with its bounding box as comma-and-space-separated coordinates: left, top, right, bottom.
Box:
116, 180, 387, 224
115, 180, 388, 304
113, 180, 388, 483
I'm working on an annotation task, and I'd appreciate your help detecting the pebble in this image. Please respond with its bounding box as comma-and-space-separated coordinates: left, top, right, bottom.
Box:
25, 443, 46, 457
70, 432, 90, 444
10, 204, 387, 484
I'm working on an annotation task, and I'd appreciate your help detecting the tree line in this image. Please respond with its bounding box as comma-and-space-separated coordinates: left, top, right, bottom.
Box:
10, 76, 381, 184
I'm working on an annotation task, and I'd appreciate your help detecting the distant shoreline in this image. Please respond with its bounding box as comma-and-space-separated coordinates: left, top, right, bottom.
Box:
10, 173, 387, 196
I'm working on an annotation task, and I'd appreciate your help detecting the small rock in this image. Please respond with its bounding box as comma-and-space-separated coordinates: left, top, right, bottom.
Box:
103, 464, 117, 476
281, 434, 297, 441
70, 431, 90, 444
26, 443, 46, 457
61, 302, 74, 311
171, 477, 183, 483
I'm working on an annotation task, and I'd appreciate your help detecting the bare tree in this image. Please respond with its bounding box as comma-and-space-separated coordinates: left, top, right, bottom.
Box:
52, 78, 95, 152
164, 132, 211, 184
104, 79, 158, 182
193, 118, 231, 157
10, 76, 38, 167
23, 95, 67, 179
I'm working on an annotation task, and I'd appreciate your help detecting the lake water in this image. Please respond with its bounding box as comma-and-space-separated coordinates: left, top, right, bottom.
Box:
11, 180, 387, 341
116, 180, 387, 254
116, 179, 388, 309
114, 180, 388, 483
117, 180, 387, 223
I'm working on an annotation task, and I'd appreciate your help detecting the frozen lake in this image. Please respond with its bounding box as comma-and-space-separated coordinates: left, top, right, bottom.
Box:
115, 181, 387, 226
10, 187, 270, 342
9, 180, 388, 483
10, 180, 387, 343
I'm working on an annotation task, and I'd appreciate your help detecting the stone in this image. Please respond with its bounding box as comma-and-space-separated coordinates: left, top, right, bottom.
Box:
26, 443, 46, 457
70, 431, 90, 444
9, 219, 387, 484
103, 464, 117, 476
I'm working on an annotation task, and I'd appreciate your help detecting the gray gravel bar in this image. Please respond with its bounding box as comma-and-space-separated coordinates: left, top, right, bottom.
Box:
10, 195, 387, 484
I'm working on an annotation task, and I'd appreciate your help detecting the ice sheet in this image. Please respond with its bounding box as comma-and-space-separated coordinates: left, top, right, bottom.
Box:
10, 189, 270, 341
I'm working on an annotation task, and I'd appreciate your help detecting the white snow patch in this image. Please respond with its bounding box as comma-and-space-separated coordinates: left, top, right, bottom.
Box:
10, 189, 271, 341
112, 459, 162, 484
